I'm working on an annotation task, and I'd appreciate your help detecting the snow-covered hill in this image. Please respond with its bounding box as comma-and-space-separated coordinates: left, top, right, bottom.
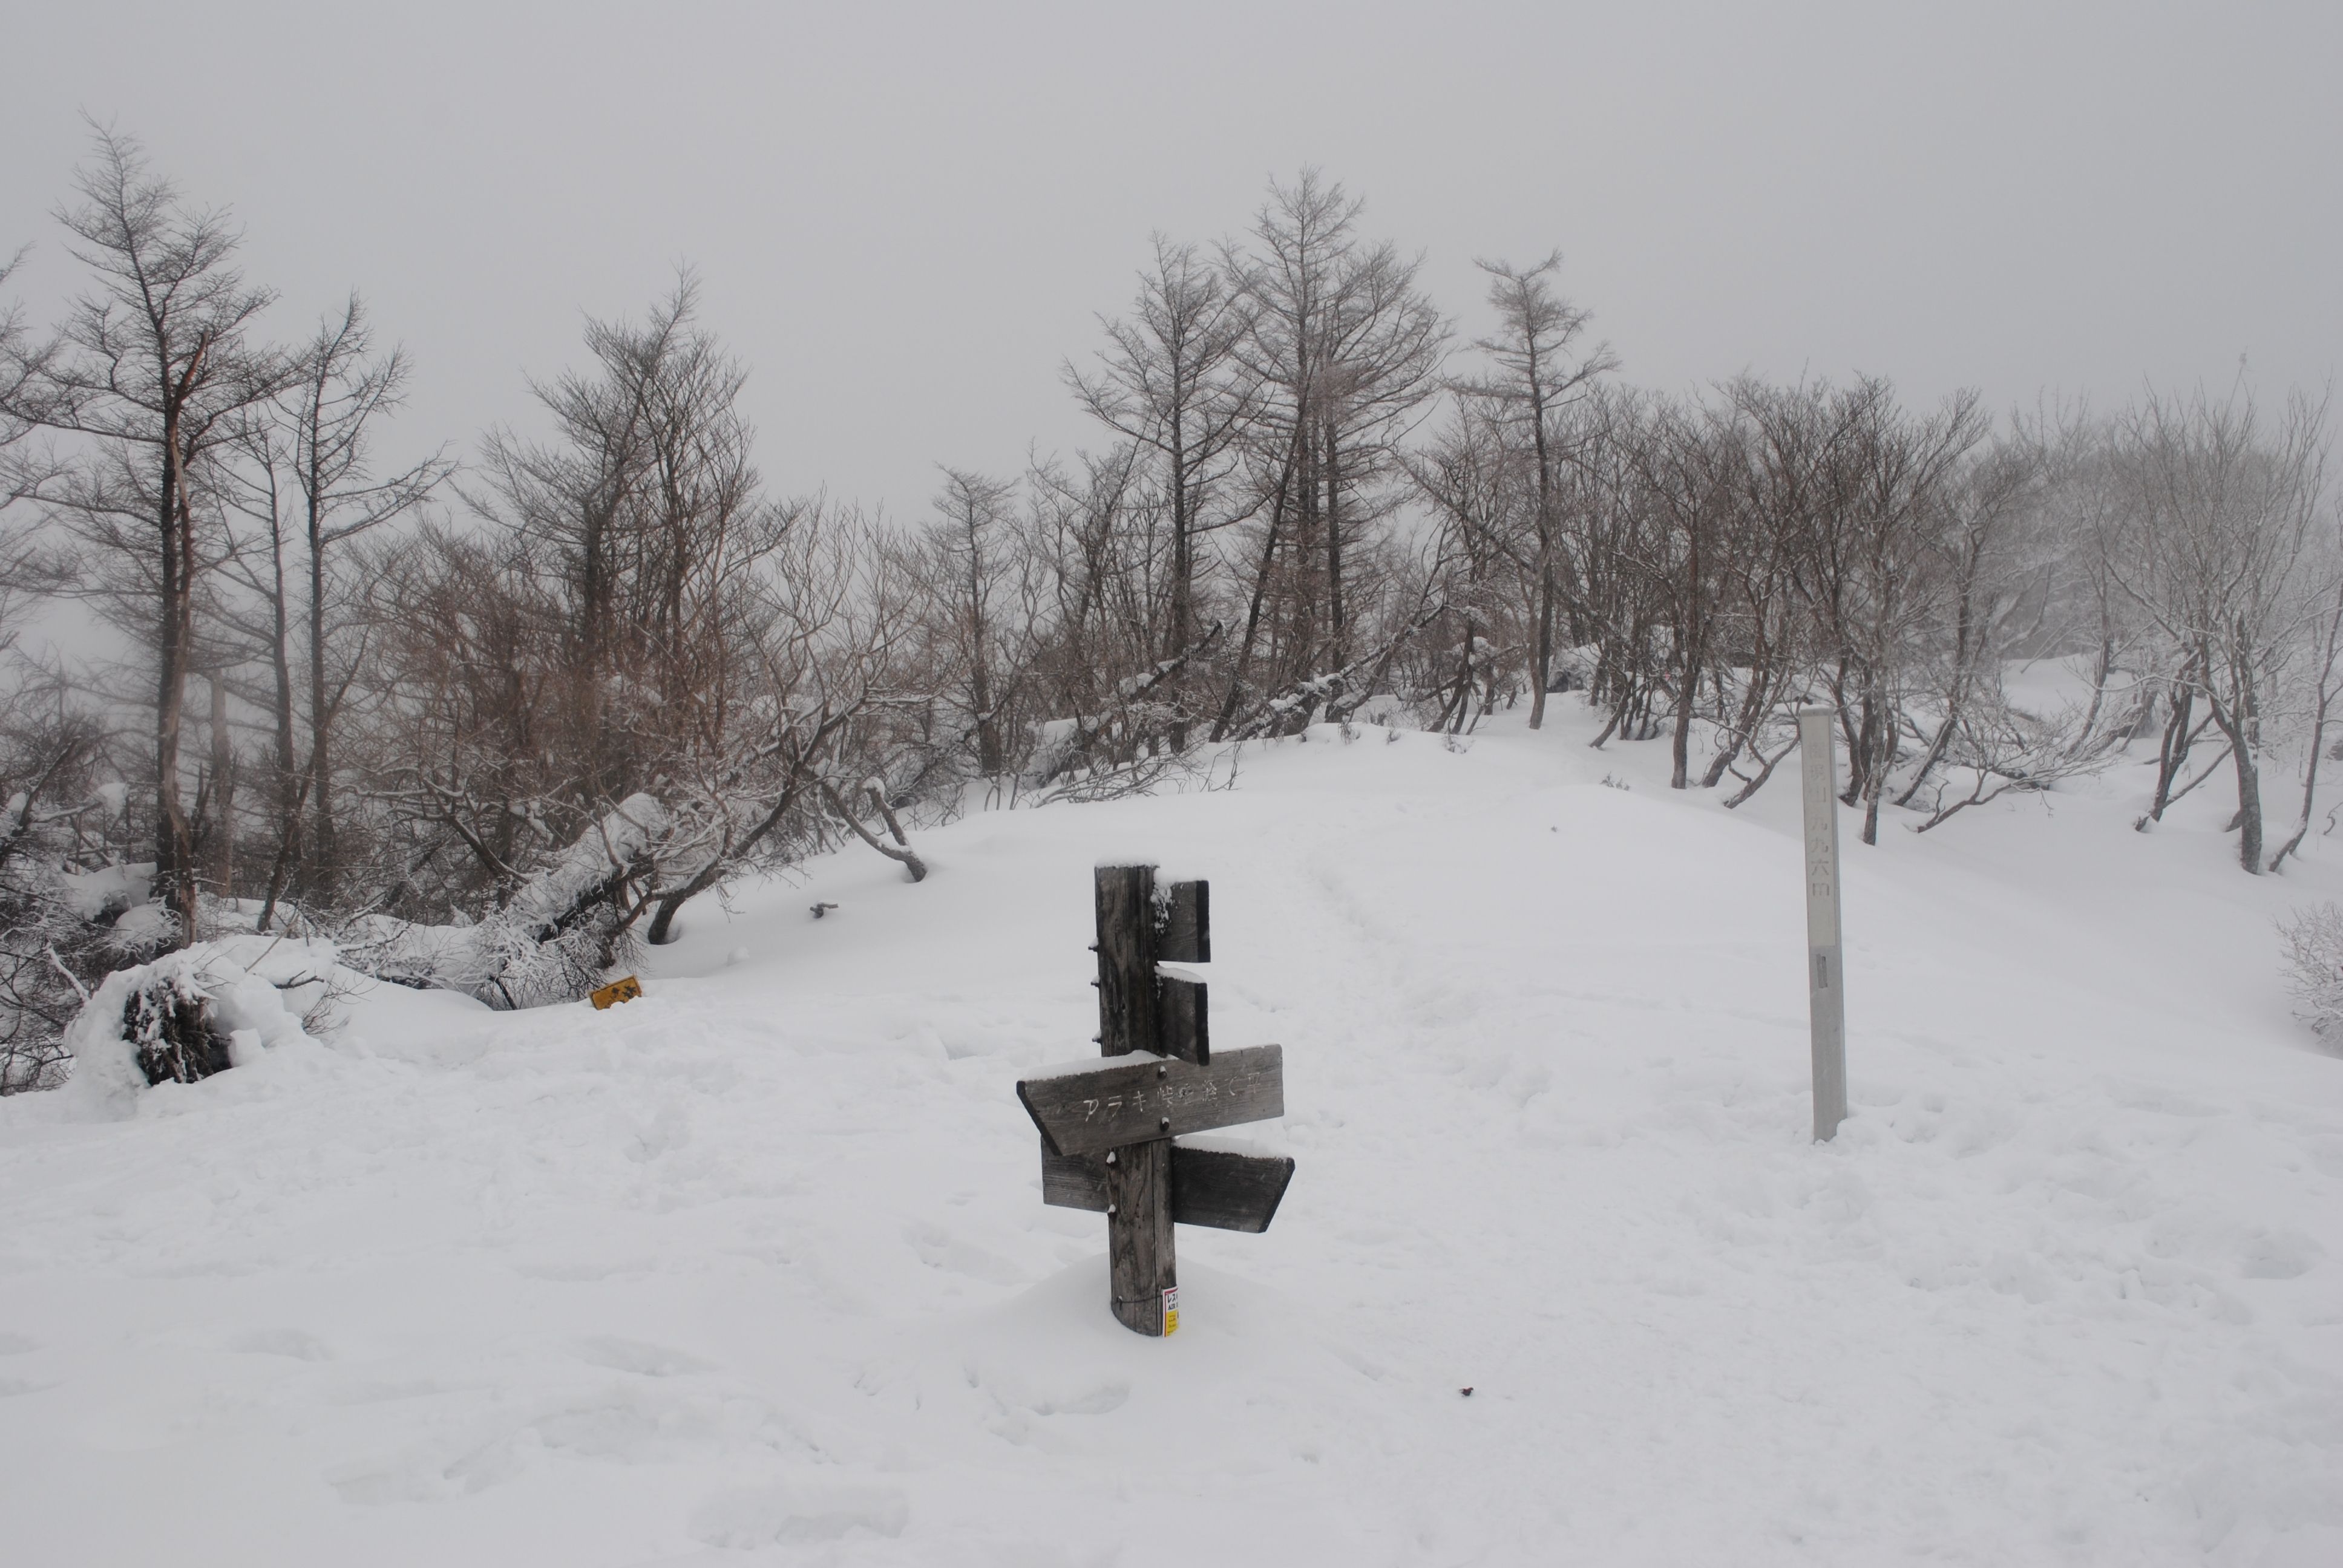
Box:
4, 707, 2341, 1566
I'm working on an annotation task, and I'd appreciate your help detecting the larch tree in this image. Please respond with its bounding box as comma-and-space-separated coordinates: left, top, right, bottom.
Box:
1067, 235, 1256, 746
1218, 171, 1446, 733
915, 468, 1024, 778
2, 126, 289, 942
1449, 252, 1614, 728
220, 295, 450, 926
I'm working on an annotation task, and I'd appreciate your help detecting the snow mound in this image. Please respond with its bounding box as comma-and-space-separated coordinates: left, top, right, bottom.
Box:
59, 935, 339, 1118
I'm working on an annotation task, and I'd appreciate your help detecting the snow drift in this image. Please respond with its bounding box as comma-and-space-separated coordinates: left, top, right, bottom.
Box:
2, 706, 2339, 1566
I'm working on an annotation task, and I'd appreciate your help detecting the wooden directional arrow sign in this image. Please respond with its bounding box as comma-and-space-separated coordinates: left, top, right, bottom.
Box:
1041, 1140, 1296, 1233
1018, 864, 1294, 1338
1016, 1044, 1284, 1158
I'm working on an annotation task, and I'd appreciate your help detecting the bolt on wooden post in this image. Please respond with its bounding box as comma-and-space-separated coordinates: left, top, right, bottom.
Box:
1798, 708, 1849, 1141
1015, 864, 1294, 1336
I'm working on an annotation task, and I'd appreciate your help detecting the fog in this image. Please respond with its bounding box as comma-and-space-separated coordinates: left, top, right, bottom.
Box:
4, 0, 2336, 518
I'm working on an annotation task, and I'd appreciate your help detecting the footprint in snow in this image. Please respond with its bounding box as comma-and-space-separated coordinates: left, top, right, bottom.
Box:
576, 1335, 718, 1377
225, 1327, 335, 1361
690, 1481, 910, 1547
902, 1220, 1027, 1285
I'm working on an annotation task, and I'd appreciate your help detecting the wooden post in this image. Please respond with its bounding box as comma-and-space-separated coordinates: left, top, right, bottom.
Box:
1798, 708, 1848, 1141
1095, 864, 1176, 1334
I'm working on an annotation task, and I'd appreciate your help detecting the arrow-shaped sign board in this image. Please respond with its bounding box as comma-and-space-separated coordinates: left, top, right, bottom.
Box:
1017, 1044, 1284, 1158
1042, 1139, 1296, 1233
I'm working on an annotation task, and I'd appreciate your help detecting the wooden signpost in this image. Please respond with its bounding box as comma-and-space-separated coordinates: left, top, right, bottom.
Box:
1798, 708, 1848, 1142
1015, 865, 1295, 1336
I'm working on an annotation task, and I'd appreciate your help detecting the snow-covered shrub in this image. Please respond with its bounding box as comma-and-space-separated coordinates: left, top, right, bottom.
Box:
2277, 902, 2343, 1037
1548, 644, 1601, 693
352, 909, 629, 1011
60, 935, 335, 1113
342, 794, 667, 1009
1, 748, 162, 1094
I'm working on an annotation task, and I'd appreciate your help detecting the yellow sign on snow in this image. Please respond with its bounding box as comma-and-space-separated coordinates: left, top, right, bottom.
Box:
590, 975, 643, 1010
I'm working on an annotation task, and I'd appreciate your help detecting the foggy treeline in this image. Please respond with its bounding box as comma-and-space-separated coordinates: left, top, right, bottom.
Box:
2, 132, 2335, 1086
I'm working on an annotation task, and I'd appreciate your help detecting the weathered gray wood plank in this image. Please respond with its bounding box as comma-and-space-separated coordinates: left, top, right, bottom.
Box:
1105, 1137, 1175, 1333
1170, 1143, 1295, 1233
1095, 864, 1159, 1059
1159, 879, 1210, 963
1043, 1140, 1296, 1234
1041, 1142, 1110, 1210
1158, 972, 1208, 1065
1017, 1044, 1285, 1158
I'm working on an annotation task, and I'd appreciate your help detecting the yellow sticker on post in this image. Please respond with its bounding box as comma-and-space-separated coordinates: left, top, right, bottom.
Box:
1161, 1285, 1179, 1336
589, 975, 643, 1010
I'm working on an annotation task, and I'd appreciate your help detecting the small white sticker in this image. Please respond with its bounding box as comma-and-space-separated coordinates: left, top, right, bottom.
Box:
1161, 1285, 1179, 1336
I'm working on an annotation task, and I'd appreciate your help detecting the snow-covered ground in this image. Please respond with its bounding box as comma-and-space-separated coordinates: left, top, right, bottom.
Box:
4, 702, 2341, 1566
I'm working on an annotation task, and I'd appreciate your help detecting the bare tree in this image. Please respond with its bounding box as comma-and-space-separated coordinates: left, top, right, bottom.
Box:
219, 296, 450, 926
0, 250, 58, 636
1624, 395, 1743, 788
356, 280, 916, 978
1892, 432, 2050, 806
2107, 384, 2329, 872
1216, 171, 1447, 736
1765, 379, 1988, 843
2267, 553, 2343, 874
911, 468, 1024, 778
1449, 252, 1614, 727
0, 249, 50, 520
0, 686, 133, 1091
1068, 237, 1256, 746
1, 126, 289, 942
635, 505, 914, 944
280, 299, 449, 905
1700, 387, 1812, 800
1411, 395, 1538, 731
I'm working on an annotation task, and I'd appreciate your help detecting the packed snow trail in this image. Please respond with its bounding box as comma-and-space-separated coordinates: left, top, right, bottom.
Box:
2, 711, 2339, 1565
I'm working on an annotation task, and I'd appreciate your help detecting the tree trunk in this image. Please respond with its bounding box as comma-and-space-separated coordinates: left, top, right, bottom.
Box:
257, 508, 304, 932
1670, 681, 1695, 789
1322, 421, 1347, 668
156, 431, 199, 942
1858, 673, 1891, 846
2210, 661, 2266, 873
1525, 362, 1556, 731
2269, 577, 2343, 872
2148, 670, 2198, 824
304, 465, 337, 900
1528, 561, 1554, 730
207, 674, 236, 900
1210, 440, 1297, 741
2227, 724, 2264, 872
1168, 422, 1193, 752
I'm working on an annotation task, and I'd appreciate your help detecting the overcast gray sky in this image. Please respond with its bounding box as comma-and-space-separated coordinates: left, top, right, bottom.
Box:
4, 1, 2336, 523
